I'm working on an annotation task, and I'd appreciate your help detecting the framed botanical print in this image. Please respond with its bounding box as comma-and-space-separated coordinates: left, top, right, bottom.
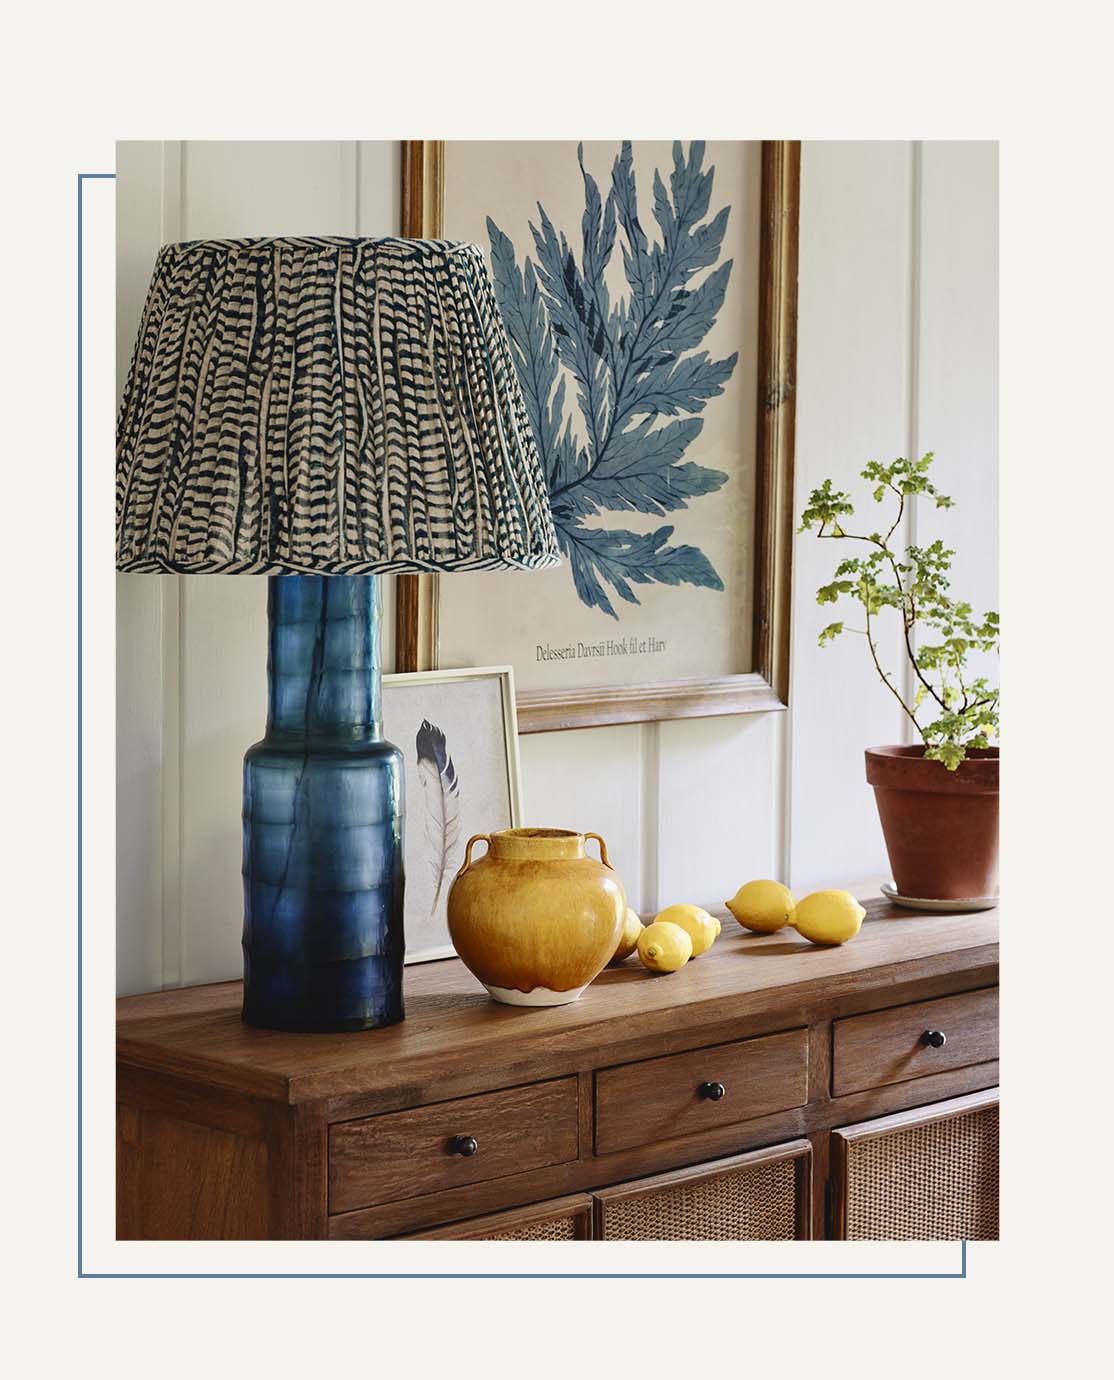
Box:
382, 666, 522, 964
397, 140, 799, 733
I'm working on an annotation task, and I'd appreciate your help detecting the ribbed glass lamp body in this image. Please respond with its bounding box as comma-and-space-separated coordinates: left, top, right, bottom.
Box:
241, 575, 404, 1031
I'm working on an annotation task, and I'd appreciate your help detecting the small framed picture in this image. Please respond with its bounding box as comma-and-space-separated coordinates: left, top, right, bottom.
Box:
382, 666, 523, 964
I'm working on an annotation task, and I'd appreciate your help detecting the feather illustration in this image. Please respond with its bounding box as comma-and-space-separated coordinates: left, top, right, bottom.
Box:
416, 719, 462, 916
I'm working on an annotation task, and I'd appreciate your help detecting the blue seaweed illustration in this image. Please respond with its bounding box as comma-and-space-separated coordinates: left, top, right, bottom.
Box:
487, 140, 737, 618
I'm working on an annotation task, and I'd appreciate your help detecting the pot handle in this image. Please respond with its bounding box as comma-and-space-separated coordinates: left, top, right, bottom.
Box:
584, 832, 613, 869
456, 834, 491, 878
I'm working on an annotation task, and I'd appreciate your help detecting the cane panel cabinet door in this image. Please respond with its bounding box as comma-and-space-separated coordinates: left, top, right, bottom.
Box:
829, 1088, 999, 1240
593, 1142, 813, 1241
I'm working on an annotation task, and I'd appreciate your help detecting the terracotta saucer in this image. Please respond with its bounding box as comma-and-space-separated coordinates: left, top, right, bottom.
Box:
881, 881, 999, 914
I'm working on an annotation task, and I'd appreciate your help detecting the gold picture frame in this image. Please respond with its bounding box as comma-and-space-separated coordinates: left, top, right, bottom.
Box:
396, 140, 800, 733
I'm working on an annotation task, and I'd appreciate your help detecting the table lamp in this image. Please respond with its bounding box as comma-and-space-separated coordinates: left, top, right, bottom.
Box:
117, 236, 560, 1032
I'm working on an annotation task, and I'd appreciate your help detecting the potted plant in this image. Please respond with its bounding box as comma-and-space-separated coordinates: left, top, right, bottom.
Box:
800, 453, 999, 906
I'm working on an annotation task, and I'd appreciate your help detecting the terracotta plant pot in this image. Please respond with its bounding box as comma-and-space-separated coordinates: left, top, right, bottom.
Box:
447, 828, 626, 1006
865, 746, 999, 902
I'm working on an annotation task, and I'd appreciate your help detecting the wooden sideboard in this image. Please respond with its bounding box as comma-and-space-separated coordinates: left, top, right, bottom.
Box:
116, 898, 999, 1241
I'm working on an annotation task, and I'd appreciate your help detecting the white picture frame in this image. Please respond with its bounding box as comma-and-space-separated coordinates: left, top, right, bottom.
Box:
382, 665, 523, 964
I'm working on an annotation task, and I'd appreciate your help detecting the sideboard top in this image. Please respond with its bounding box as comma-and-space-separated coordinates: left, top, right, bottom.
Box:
117, 899, 999, 1106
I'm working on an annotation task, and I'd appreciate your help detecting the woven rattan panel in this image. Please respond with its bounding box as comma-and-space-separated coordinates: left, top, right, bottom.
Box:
601, 1157, 799, 1241
486, 1214, 578, 1241
844, 1105, 999, 1240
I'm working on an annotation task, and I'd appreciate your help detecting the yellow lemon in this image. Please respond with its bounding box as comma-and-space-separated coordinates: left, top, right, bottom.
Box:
637, 921, 693, 973
610, 907, 645, 963
725, 880, 796, 933
788, 890, 865, 945
653, 903, 720, 957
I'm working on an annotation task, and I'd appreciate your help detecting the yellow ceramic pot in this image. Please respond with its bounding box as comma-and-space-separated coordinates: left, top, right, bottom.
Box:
447, 828, 626, 1006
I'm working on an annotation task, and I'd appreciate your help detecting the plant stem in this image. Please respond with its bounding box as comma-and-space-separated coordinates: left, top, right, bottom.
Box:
819, 522, 948, 715
884, 484, 906, 547
864, 602, 926, 742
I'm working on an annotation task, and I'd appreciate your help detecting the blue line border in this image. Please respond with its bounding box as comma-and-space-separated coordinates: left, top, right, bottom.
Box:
80, 1240, 967, 1280
78, 170, 967, 1282
79, 170, 117, 1281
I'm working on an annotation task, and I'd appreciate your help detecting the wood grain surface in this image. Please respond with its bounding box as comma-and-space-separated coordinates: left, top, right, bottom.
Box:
595, 1027, 808, 1155
117, 898, 998, 1106
325, 1058, 998, 1240
328, 1078, 579, 1214
117, 1105, 272, 1239
832, 986, 999, 1096
117, 897, 998, 1239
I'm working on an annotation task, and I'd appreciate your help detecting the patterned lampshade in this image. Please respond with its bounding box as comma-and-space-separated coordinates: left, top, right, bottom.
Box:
116, 236, 561, 575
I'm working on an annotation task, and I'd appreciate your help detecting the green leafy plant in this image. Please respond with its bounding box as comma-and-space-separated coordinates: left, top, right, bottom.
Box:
799, 453, 999, 770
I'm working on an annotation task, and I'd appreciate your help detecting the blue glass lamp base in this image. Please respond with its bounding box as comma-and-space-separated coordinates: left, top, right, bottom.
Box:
241, 575, 405, 1033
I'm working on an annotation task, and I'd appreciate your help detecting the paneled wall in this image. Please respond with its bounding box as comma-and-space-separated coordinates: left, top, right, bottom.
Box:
115, 140, 998, 994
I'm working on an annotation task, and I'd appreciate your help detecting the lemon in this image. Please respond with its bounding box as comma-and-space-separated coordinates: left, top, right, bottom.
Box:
610, 907, 645, 963
654, 903, 720, 957
637, 921, 693, 973
788, 890, 865, 945
725, 880, 796, 933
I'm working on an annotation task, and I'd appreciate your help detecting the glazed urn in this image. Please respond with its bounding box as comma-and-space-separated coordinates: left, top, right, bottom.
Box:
865, 745, 999, 903
447, 828, 626, 1006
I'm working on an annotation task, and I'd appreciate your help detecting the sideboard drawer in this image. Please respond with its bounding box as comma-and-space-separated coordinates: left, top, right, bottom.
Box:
832, 987, 999, 1097
328, 1078, 579, 1214
595, 1028, 809, 1156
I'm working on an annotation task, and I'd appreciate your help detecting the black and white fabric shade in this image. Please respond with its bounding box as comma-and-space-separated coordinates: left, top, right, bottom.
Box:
116, 236, 561, 574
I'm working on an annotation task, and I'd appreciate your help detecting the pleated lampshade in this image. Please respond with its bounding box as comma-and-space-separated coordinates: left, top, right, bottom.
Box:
116, 236, 561, 574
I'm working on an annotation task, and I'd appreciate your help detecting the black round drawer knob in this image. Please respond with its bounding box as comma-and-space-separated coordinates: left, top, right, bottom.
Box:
922, 1029, 947, 1049
698, 1081, 727, 1101
448, 1134, 479, 1157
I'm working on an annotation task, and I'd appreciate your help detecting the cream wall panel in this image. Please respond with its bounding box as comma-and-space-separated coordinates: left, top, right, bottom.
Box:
915, 142, 999, 689
518, 725, 645, 912
179, 141, 356, 239
115, 576, 163, 995
788, 141, 916, 893
178, 578, 267, 982
116, 141, 164, 389
357, 141, 401, 245
116, 142, 174, 995
358, 141, 402, 672
656, 712, 782, 911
